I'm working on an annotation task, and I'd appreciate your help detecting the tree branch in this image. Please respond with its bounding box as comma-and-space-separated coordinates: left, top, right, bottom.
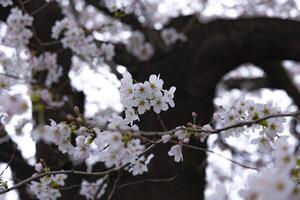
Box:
85, 0, 144, 30
0, 135, 34, 199
222, 77, 271, 91
257, 61, 300, 108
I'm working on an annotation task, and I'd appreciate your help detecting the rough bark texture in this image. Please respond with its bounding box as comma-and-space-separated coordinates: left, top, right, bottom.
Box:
1, 1, 300, 200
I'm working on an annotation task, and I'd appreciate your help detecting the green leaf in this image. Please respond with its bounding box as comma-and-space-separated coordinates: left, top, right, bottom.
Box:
259, 120, 268, 127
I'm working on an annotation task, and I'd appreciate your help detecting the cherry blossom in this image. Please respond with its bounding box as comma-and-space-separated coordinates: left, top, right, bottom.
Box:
30, 173, 68, 200
3, 8, 33, 48
79, 178, 107, 200
0, 0, 12, 7
161, 28, 187, 45
168, 144, 183, 162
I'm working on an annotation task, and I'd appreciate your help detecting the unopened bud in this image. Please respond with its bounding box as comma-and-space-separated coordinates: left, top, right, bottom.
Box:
192, 112, 197, 124
74, 106, 80, 115
66, 114, 74, 121
187, 122, 193, 127
76, 117, 82, 123
192, 112, 197, 118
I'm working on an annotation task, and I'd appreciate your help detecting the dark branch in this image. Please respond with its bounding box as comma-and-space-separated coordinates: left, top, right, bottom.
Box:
0, 135, 34, 199
257, 61, 300, 108
222, 77, 271, 91
85, 0, 144, 30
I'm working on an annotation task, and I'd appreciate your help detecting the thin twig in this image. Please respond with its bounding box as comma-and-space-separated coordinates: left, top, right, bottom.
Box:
200, 111, 300, 134
59, 184, 80, 191
0, 72, 27, 83
156, 114, 168, 131
176, 142, 258, 170
0, 145, 16, 176
136, 111, 300, 136
117, 174, 178, 189
30, 2, 52, 16
107, 171, 121, 200
0, 141, 160, 195
93, 174, 109, 200
0, 169, 113, 195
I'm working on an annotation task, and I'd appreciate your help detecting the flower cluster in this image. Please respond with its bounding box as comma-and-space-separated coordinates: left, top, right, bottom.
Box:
31, 120, 74, 155
31, 72, 176, 176
2, 8, 33, 48
52, 18, 114, 62
93, 116, 154, 175
239, 137, 299, 200
0, 0, 12, 7
104, 0, 135, 14
120, 72, 175, 124
0, 52, 65, 112
51, 18, 99, 58
163, 124, 212, 163
161, 28, 187, 46
30, 164, 68, 200
32, 115, 154, 176
79, 178, 107, 199
214, 99, 286, 147
207, 183, 228, 200
162, 127, 190, 163
125, 31, 154, 61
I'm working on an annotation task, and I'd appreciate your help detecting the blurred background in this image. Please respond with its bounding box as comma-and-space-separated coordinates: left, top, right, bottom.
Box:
1, 0, 300, 199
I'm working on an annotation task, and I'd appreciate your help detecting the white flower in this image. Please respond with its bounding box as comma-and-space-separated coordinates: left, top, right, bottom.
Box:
107, 114, 129, 130
31, 126, 48, 142
251, 137, 273, 153
198, 124, 212, 142
51, 18, 101, 59
3, 8, 33, 48
136, 98, 151, 114
58, 139, 74, 155
32, 53, 62, 87
0, 93, 28, 122
168, 144, 183, 162
260, 118, 284, 139
30, 174, 67, 200
175, 128, 189, 143
51, 174, 67, 186
34, 163, 43, 172
74, 136, 89, 160
137, 43, 154, 61
274, 136, 293, 155
133, 83, 151, 99
129, 154, 154, 176
119, 72, 175, 116
274, 136, 295, 169
207, 183, 227, 200
100, 43, 115, 60
126, 31, 154, 61
80, 178, 107, 200
163, 86, 176, 108
150, 96, 169, 114
162, 134, 171, 143
0, 0, 12, 7
161, 28, 187, 45
124, 107, 139, 124
240, 168, 295, 200
145, 74, 164, 95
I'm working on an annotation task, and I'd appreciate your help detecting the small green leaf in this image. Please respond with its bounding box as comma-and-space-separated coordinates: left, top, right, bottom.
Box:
50, 181, 59, 189
114, 11, 126, 18
259, 120, 268, 127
